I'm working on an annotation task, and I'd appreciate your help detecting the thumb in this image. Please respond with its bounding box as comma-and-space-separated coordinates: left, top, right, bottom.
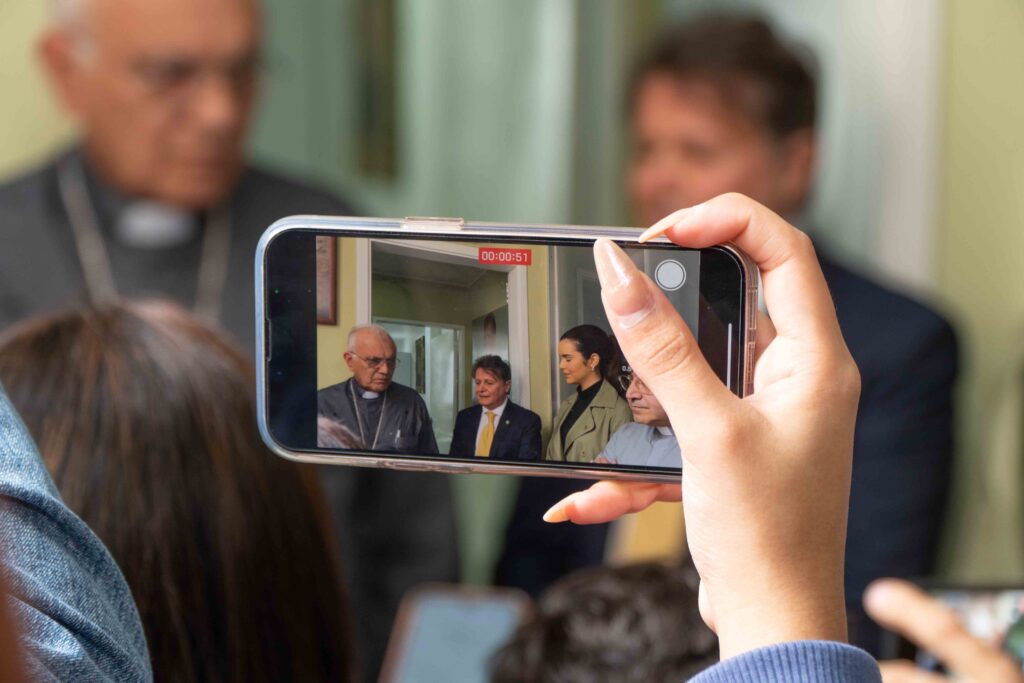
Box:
594, 239, 735, 434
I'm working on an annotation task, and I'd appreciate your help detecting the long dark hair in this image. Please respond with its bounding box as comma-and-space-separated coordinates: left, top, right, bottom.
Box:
559, 324, 622, 389
0, 301, 354, 682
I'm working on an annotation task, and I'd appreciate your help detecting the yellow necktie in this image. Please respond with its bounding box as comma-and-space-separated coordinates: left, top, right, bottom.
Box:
476, 411, 496, 457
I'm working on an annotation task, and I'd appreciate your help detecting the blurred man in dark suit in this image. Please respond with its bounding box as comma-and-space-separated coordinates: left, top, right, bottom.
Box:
0, 1, 455, 679
450, 355, 542, 462
499, 15, 957, 655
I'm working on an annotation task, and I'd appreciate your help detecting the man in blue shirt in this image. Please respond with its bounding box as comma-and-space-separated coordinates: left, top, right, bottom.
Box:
595, 368, 679, 469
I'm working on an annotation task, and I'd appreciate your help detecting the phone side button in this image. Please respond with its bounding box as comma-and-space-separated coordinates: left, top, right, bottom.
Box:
386, 459, 446, 474
429, 463, 464, 474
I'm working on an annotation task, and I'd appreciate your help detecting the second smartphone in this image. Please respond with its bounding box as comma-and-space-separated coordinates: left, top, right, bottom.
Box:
256, 216, 756, 483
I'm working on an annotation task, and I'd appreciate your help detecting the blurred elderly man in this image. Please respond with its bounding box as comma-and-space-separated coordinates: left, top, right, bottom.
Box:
0, 0, 344, 346
318, 325, 439, 454
0, 2, 457, 680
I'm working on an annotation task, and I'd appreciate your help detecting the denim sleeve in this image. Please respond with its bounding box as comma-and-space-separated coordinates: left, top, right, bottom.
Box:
0, 386, 152, 682
689, 641, 881, 683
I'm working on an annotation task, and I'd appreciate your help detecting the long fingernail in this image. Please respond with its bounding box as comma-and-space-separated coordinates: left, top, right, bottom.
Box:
543, 499, 570, 523
594, 239, 654, 328
594, 239, 635, 293
639, 209, 689, 243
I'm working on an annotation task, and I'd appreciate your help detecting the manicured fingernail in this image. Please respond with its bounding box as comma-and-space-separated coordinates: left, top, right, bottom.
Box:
594, 239, 654, 329
594, 239, 635, 292
543, 499, 570, 523
639, 209, 689, 243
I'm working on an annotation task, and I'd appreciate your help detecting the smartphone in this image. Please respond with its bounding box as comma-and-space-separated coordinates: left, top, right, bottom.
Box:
378, 584, 530, 683
256, 216, 757, 483
878, 583, 1024, 673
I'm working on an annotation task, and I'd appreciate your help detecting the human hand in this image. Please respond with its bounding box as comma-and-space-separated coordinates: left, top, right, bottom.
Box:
543, 194, 861, 659
865, 579, 1024, 682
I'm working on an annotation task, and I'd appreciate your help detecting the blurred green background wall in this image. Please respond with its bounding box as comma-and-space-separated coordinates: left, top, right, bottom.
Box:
3, 0, 1024, 581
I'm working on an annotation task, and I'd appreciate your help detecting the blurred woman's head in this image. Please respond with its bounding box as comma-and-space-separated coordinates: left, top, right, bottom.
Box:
0, 301, 353, 682
558, 325, 619, 389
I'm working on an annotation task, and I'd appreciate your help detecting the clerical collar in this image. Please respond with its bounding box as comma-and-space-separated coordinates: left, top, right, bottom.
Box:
75, 149, 200, 249
352, 381, 383, 400
116, 201, 198, 248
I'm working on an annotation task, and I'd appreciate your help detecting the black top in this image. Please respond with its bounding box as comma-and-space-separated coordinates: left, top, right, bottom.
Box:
560, 379, 604, 449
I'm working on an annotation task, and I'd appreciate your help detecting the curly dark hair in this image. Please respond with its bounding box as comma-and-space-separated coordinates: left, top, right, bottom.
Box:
490, 561, 717, 682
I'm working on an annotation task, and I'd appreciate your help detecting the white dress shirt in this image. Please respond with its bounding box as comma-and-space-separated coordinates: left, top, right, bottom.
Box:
475, 399, 509, 451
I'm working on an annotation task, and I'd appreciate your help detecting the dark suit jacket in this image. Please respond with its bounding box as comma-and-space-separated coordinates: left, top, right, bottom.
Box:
496, 250, 957, 658
449, 401, 542, 461
820, 254, 957, 653
0, 149, 459, 683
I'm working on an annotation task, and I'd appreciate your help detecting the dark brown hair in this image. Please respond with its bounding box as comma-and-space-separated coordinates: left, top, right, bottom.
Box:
628, 14, 817, 139
559, 325, 622, 389
0, 301, 354, 682
472, 355, 512, 383
490, 561, 717, 682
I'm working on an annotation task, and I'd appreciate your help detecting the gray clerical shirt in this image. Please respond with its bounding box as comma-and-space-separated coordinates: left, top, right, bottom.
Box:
597, 423, 680, 469
317, 378, 439, 455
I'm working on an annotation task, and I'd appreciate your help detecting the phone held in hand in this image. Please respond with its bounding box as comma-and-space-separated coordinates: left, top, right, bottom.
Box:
255, 216, 757, 483
878, 582, 1024, 673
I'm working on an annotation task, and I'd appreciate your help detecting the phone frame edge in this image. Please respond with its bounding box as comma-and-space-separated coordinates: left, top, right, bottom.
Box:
254, 215, 757, 483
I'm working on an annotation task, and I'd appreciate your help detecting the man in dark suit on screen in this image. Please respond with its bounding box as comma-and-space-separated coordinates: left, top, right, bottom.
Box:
450, 355, 542, 462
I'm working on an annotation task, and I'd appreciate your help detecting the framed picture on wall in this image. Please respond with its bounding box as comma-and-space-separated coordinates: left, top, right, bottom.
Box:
316, 236, 337, 324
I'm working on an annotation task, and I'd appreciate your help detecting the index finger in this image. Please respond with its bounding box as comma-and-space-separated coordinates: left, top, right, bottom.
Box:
641, 193, 844, 348
543, 481, 680, 525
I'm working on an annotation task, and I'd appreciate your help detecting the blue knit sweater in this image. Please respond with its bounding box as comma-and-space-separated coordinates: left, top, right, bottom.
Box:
692, 641, 881, 682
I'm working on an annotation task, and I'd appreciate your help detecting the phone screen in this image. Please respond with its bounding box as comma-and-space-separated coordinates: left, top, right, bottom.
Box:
379, 587, 528, 683
262, 225, 751, 477
880, 586, 1024, 672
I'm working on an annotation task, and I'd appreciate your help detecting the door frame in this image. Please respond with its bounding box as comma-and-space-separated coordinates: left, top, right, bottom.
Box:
356, 238, 532, 408
373, 316, 466, 425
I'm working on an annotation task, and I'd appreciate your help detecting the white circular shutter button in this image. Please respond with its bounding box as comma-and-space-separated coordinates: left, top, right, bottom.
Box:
654, 260, 686, 291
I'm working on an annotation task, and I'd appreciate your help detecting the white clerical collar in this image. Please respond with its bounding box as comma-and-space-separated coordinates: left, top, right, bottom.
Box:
352, 381, 382, 400
482, 399, 508, 418
115, 200, 198, 249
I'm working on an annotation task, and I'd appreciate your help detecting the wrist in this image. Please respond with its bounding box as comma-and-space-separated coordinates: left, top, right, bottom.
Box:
710, 577, 848, 660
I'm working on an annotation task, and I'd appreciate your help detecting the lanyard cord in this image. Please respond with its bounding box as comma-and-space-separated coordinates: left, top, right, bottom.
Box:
56, 157, 232, 320
349, 380, 389, 450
